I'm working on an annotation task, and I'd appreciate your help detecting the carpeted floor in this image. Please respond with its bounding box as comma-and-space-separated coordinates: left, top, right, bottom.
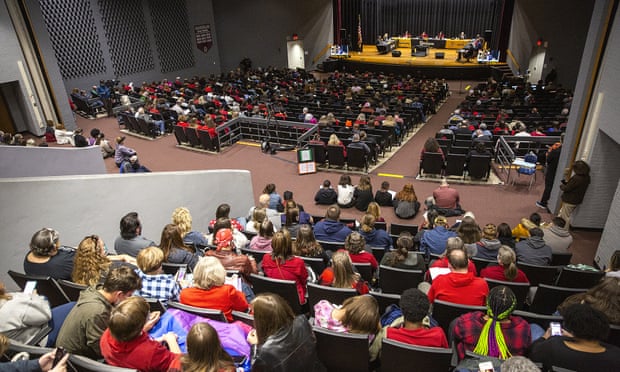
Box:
60, 80, 600, 265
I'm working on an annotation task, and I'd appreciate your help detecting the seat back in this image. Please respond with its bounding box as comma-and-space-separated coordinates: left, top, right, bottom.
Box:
369, 291, 401, 314
608, 324, 620, 348
371, 247, 385, 263
231, 310, 254, 327
307, 283, 357, 315
145, 298, 167, 314
550, 252, 573, 266
389, 223, 419, 236
379, 265, 424, 295
346, 146, 368, 172
445, 153, 467, 178
249, 274, 303, 314
381, 338, 453, 372
308, 144, 327, 165
517, 262, 559, 286
317, 240, 345, 253
197, 129, 217, 152
468, 154, 492, 180
299, 256, 327, 278
432, 299, 486, 336
555, 267, 604, 289
161, 262, 188, 276
420, 152, 444, 177
471, 257, 496, 274
69, 354, 139, 371
8, 270, 70, 308
57, 280, 88, 302
313, 326, 370, 372
374, 221, 387, 231
167, 301, 227, 322
528, 284, 588, 315
239, 247, 267, 264
327, 145, 346, 168
6, 339, 53, 361
352, 262, 374, 282
512, 310, 562, 330
184, 127, 201, 147
483, 278, 530, 310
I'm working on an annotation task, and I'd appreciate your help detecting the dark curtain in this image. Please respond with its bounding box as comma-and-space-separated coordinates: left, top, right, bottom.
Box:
337, 0, 505, 51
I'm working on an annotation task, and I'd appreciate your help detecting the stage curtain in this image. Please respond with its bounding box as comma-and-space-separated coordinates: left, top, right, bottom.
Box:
338, 0, 505, 50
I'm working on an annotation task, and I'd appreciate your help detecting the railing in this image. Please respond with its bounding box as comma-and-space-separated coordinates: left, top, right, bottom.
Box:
506, 49, 520, 72
495, 135, 561, 182
214, 117, 318, 151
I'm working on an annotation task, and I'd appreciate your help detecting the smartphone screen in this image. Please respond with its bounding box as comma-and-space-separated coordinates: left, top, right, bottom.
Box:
52, 347, 66, 367
478, 361, 495, 372
176, 267, 186, 282
550, 322, 562, 336
24, 281, 37, 295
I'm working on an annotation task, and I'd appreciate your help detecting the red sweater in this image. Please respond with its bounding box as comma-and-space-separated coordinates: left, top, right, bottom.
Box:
386, 326, 449, 348
349, 251, 379, 270
100, 330, 177, 372
180, 285, 248, 321
261, 254, 308, 304
428, 271, 489, 306
480, 265, 529, 283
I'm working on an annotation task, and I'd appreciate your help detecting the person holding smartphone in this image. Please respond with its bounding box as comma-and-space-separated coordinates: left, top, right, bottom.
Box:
529, 304, 620, 371
0, 334, 69, 371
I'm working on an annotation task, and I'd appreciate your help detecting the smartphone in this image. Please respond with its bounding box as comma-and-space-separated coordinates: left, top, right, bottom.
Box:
478, 361, 495, 372
24, 281, 37, 295
176, 267, 187, 282
52, 347, 66, 367
550, 322, 562, 336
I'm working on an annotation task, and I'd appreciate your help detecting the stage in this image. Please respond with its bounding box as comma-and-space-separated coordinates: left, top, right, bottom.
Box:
323, 44, 508, 80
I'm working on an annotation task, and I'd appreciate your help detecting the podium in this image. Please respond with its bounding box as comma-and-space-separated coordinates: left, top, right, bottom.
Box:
297, 148, 316, 175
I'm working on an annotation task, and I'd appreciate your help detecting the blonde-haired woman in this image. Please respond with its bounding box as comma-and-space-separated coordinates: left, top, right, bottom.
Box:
319, 250, 369, 294
72, 235, 135, 286
366, 201, 385, 222
480, 246, 529, 283
328, 133, 347, 158
179, 256, 248, 321
171, 207, 209, 249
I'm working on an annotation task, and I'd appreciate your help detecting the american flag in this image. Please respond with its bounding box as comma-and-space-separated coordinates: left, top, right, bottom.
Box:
357, 14, 363, 51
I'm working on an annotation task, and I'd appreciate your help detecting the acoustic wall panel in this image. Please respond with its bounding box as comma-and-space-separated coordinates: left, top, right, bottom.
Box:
148, 0, 195, 73
98, 0, 154, 77
39, 0, 106, 79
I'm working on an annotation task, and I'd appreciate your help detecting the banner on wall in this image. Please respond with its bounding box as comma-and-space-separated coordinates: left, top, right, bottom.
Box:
195, 24, 213, 53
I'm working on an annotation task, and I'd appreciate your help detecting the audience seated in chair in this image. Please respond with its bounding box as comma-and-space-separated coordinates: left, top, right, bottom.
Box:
261, 230, 308, 305
247, 293, 323, 371
0, 281, 51, 344
313, 295, 382, 362
452, 286, 531, 361
318, 250, 369, 294
113, 212, 156, 258
313, 205, 353, 243
100, 296, 180, 371
179, 256, 249, 321
135, 246, 180, 303
24, 227, 75, 281
384, 288, 449, 348
56, 266, 142, 359
427, 248, 488, 306
514, 227, 553, 266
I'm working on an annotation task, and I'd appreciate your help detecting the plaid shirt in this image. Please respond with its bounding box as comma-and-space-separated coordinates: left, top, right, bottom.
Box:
452, 311, 531, 360
135, 270, 180, 303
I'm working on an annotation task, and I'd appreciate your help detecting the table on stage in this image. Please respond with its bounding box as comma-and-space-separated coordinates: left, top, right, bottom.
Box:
410, 38, 468, 49
393, 37, 412, 48
376, 40, 396, 54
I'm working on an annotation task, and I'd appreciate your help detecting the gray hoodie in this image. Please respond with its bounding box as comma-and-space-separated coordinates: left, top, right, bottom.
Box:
515, 236, 552, 266
475, 238, 502, 260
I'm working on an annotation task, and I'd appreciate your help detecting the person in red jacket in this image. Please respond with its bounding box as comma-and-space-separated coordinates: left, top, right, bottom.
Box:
261, 230, 308, 304
179, 256, 249, 321
428, 249, 489, 306
344, 231, 379, 272
100, 296, 180, 371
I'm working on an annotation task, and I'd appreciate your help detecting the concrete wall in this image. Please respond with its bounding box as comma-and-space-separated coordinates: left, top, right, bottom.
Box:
509, 0, 594, 90
19, 0, 221, 131
212, 0, 333, 72
0, 146, 106, 178
0, 2, 47, 133
0, 170, 254, 290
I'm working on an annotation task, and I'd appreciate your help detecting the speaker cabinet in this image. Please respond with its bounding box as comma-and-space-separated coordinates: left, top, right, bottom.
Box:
392, 50, 401, 57
435, 52, 445, 59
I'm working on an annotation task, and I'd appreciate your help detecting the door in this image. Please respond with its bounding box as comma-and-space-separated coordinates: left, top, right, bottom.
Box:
287, 40, 305, 70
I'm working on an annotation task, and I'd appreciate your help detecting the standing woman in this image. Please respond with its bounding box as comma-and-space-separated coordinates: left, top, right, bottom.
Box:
392, 183, 421, 219
558, 160, 591, 227
354, 175, 375, 211
247, 293, 323, 371
261, 230, 308, 305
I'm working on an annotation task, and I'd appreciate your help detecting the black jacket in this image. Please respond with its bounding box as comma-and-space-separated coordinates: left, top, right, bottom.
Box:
314, 187, 337, 205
